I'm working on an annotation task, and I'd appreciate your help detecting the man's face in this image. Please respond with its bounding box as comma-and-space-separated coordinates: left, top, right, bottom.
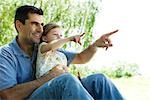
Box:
19, 13, 44, 45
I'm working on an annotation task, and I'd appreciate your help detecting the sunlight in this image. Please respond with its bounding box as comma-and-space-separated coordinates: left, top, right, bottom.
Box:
92, 0, 150, 76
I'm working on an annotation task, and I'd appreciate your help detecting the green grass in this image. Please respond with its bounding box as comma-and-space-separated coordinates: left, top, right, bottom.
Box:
112, 76, 150, 100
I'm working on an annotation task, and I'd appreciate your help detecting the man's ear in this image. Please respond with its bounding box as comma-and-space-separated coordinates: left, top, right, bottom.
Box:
15, 20, 22, 32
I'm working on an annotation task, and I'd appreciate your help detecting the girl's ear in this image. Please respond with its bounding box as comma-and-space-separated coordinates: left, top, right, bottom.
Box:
42, 36, 47, 42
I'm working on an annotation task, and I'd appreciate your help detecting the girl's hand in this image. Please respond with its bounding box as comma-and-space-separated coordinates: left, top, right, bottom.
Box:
71, 33, 85, 45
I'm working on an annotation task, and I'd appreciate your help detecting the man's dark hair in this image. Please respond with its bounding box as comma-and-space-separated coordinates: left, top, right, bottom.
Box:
14, 5, 43, 32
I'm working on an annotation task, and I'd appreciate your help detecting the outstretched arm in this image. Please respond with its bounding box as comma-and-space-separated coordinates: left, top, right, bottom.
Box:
71, 29, 118, 64
40, 33, 85, 53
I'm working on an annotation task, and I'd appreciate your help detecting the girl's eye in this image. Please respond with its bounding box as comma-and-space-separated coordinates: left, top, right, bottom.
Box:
53, 34, 58, 36
53, 34, 61, 36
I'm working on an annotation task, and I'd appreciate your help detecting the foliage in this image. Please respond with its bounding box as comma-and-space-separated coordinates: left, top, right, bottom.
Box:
69, 61, 140, 78
0, 0, 17, 46
69, 65, 96, 78
0, 0, 100, 48
100, 62, 140, 78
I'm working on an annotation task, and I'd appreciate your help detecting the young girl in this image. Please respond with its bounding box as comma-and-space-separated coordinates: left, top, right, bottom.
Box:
36, 23, 84, 78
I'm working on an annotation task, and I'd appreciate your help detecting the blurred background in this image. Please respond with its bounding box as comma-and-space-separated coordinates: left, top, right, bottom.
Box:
91, 0, 150, 76
0, 0, 150, 99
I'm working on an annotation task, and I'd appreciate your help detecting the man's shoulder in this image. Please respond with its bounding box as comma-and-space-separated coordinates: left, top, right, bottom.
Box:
0, 43, 14, 56
0, 44, 12, 52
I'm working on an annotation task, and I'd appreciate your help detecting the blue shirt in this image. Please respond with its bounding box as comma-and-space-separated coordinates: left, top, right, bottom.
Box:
0, 37, 76, 91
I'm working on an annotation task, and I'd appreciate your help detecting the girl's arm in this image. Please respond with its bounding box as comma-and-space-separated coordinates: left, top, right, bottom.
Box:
41, 34, 84, 53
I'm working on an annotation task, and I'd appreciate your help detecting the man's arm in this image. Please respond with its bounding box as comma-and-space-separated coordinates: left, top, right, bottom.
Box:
72, 29, 118, 64
71, 44, 97, 64
0, 66, 66, 100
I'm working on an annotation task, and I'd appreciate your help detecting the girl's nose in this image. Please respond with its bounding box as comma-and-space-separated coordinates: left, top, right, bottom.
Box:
58, 34, 62, 38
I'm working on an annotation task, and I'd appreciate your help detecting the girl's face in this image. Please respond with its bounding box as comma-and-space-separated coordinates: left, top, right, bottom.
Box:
42, 27, 62, 43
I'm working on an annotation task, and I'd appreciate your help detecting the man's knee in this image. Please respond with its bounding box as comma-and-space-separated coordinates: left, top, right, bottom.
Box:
60, 73, 80, 83
48, 73, 79, 86
89, 73, 107, 80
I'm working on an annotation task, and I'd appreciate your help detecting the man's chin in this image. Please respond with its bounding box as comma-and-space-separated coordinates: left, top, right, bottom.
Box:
32, 39, 41, 44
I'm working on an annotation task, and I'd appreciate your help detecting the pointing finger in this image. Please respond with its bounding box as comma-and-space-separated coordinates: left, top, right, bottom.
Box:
80, 32, 85, 37
105, 29, 118, 37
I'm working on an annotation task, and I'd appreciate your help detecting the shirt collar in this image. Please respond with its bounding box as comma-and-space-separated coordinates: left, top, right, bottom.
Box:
10, 36, 38, 58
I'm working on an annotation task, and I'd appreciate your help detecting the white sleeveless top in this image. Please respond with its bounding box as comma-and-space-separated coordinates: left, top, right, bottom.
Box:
36, 42, 67, 78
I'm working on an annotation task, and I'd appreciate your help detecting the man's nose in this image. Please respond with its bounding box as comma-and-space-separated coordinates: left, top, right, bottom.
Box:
37, 25, 43, 33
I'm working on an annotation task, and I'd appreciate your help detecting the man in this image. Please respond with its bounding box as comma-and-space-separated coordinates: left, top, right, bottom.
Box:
0, 5, 124, 100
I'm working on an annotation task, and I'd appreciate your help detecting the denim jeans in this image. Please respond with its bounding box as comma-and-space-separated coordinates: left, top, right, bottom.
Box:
28, 73, 124, 100
81, 73, 124, 100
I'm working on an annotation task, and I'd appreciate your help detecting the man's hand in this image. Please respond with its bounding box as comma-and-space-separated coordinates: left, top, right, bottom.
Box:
51, 65, 69, 73
93, 29, 118, 50
44, 65, 69, 79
